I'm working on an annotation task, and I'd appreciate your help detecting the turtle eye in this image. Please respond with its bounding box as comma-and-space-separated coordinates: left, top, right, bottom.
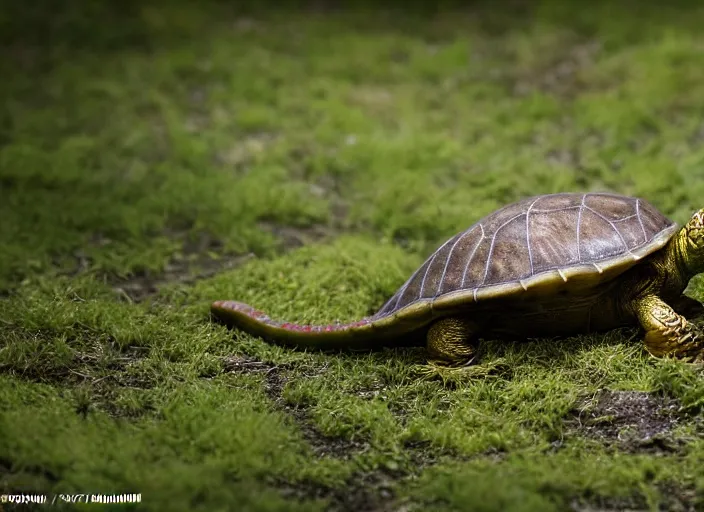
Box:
686, 211, 704, 248
689, 225, 704, 249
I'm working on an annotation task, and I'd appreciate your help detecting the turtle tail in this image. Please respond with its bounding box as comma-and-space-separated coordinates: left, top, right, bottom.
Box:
210, 300, 421, 351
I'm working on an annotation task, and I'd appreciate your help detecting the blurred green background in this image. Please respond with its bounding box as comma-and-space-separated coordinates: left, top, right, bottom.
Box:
1, 1, 704, 510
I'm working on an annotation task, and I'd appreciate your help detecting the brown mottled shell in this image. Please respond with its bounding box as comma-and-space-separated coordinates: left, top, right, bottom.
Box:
374, 192, 678, 322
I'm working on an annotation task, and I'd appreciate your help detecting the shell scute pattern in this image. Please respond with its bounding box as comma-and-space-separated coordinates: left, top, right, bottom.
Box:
375, 193, 674, 318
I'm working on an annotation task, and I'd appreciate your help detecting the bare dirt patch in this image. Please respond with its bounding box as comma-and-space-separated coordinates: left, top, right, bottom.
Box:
0, 332, 154, 419
108, 217, 343, 302
113, 251, 256, 303
109, 231, 255, 302
223, 355, 367, 459
222, 355, 438, 511
567, 390, 682, 453
276, 470, 409, 512
1, 330, 146, 386
256, 221, 337, 253
101, 148, 352, 303
569, 483, 700, 512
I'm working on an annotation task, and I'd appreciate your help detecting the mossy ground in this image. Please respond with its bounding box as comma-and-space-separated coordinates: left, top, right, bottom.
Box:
2, 1, 704, 510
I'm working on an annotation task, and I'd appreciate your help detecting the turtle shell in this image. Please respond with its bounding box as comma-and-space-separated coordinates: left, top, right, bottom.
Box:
373, 192, 678, 322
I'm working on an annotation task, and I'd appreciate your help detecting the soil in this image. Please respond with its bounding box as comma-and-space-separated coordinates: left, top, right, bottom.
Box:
566, 390, 701, 510
567, 389, 682, 453
111, 221, 337, 302
222, 355, 439, 512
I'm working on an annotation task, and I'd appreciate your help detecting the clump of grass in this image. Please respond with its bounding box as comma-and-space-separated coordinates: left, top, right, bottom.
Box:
4, 1, 704, 510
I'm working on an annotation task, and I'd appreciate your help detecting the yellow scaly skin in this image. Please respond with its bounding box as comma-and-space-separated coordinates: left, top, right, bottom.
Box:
626, 209, 704, 362
427, 209, 704, 368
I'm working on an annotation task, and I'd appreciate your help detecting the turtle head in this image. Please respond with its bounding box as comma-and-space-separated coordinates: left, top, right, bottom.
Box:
680, 208, 704, 273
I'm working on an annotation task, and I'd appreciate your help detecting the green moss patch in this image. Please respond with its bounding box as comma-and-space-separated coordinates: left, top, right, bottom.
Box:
3, 1, 704, 510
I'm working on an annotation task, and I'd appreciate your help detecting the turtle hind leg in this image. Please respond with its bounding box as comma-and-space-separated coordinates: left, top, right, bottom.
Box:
632, 295, 704, 362
425, 317, 478, 367
417, 317, 511, 383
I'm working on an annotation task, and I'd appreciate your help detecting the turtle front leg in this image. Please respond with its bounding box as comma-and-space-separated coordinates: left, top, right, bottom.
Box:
425, 317, 478, 367
632, 295, 704, 362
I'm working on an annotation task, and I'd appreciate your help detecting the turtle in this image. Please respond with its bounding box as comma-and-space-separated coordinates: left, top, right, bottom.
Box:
211, 192, 704, 367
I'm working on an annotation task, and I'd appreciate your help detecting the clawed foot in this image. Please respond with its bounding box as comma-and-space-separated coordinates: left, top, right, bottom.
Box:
647, 320, 704, 363
657, 349, 704, 364
413, 357, 510, 385
413, 357, 475, 378
676, 342, 704, 364
672, 322, 704, 363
